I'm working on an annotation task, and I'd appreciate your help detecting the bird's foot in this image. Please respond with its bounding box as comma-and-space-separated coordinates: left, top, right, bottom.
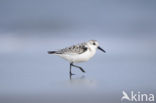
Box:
79, 67, 86, 73
70, 72, 75, 76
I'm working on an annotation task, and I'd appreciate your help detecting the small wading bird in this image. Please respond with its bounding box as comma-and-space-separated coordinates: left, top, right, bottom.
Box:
48, 40, 106, 78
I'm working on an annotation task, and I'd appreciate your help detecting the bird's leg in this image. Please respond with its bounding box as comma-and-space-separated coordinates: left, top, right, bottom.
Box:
70, 63, 75, 76
71, 63, 85, 73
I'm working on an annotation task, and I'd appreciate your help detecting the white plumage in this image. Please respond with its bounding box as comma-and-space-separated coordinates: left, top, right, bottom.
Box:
48, 40, 106, 76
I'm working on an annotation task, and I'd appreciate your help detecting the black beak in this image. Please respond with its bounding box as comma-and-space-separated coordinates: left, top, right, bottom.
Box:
98, 46, 106, 53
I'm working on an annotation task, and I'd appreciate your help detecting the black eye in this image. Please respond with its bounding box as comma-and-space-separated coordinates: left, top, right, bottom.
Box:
93, 42, 96, 45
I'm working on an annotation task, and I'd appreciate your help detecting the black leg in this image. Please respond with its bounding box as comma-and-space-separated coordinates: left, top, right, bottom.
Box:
71, 63, 85, 73
70, 63, 75, 76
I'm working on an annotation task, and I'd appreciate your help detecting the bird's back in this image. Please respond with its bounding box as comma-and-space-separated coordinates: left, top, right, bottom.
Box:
56, 42, 88, 55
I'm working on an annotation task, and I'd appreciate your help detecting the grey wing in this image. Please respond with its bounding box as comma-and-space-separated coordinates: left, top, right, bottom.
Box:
57, 43, 88, 54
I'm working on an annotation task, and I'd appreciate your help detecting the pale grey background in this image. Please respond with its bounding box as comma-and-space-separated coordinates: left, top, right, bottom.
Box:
0, 0, 156, 103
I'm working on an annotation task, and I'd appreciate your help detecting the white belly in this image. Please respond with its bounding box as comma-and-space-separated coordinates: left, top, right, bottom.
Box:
57, 49, 96, 63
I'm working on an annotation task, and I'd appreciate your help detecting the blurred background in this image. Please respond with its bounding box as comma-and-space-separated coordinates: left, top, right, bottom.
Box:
0, 0, 156, 103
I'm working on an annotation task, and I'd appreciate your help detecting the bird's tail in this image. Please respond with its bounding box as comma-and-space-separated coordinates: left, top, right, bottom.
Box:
48, 51, 57, 54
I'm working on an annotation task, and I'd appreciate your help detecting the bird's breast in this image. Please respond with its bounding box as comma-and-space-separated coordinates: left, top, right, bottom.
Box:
74, 49, 96, 63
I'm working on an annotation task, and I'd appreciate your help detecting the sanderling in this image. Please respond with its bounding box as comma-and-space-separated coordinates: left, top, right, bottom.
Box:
48, 40, 106, 77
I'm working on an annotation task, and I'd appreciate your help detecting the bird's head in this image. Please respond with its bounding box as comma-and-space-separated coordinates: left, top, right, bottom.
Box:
87, 40, 106, 53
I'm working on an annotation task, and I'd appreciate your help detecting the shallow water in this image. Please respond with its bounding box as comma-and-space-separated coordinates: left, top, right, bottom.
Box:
0, 35, 156, 103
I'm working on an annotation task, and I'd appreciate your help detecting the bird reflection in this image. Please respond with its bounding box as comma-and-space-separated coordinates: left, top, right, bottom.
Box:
69, 75, 96, 87
70, 74, 85, 80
